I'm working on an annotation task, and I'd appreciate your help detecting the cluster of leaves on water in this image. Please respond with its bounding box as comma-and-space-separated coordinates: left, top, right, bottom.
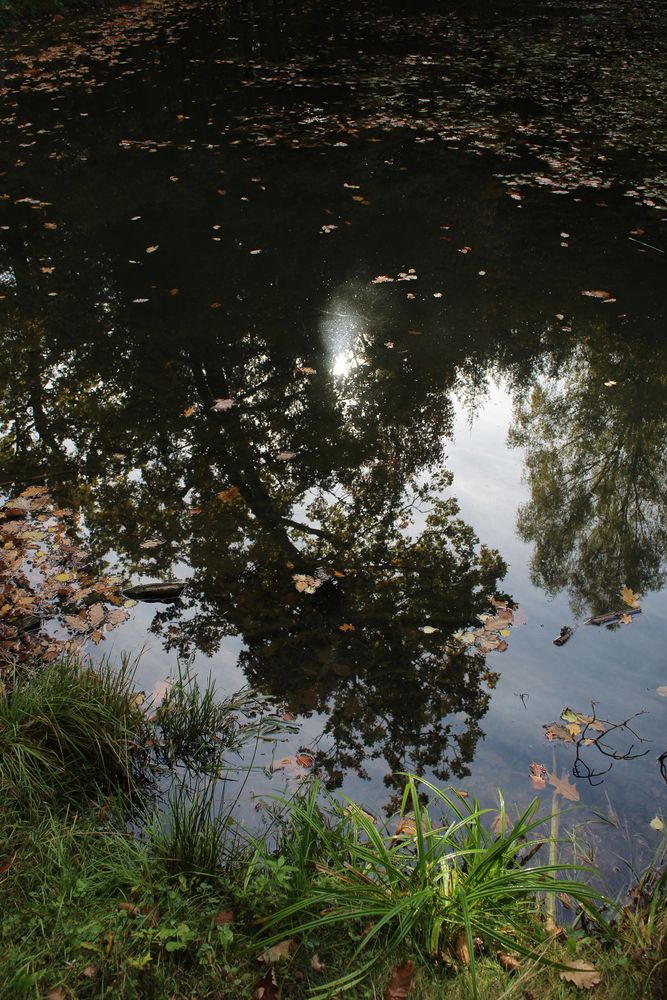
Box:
0, 487, 132, 667
0, 0, 665, 209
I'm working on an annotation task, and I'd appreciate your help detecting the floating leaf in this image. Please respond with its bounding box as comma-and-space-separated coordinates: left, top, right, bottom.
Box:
218, 486, 241, 504
211, 398, 234, 412
657, 686, 667, 697
419, 625, 439, 634
619, 585, 640, 609
88, 603, 105, 628
529, 762, 547, 790
292, 574, 322, 594
649, 816, 664, 832
581, 289, 610, 299
546, 769, 580, 802
544, 723, 576, 743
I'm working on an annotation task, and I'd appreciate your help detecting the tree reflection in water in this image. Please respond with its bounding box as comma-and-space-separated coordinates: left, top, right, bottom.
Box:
509, 333, 667, 617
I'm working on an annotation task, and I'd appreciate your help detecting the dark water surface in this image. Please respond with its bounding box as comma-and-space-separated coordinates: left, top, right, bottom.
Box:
1, 0, 666, 880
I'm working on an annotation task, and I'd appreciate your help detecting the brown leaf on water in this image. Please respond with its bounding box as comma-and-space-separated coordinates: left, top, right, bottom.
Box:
183, 405, 195, 416
107, 609, 129, 626
581, 289, 610, 299
385, 961, 415, 998
372, 275, 394, 283
339, 623, 355, 632
529, 762, 547, 791
257, 939, 294, 963
218, 486, 241, 504
211, 397, 234, 411
546, 769, 580, 802
63, 613, 89, 632
559, 960, 601, 989
88, 603, 105, 628
544, 723, 577, 743
255, 967, 280, 999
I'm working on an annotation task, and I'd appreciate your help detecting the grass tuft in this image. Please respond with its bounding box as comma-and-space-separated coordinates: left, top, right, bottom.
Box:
0, 654, 148, 811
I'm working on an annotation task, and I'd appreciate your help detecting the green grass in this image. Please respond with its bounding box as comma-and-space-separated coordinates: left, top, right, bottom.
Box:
0, 655, 148, 811
255, 778, 611, 996
0, 654, 664, 999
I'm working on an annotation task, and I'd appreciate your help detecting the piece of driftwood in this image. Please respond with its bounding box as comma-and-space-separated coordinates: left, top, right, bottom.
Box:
553, 626, 575, 646
584, 608, 641, 626
122, 582, 185, 602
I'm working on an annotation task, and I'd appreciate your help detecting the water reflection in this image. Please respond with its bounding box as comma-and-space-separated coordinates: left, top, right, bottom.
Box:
510, 336, 667, 616
0, 0, 665, 816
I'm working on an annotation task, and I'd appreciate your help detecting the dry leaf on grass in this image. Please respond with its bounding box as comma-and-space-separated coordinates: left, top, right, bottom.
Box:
559, 960, 601, 989
255, 967, 280, 999
385, 961, 415, 998
310, 953, 325, 972
496, 951, 520, 972
257, 939, 294, 963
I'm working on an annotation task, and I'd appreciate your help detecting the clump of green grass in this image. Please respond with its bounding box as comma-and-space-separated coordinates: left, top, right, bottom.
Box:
0, 654, 148, 811
153, 661, 297, 776
154, 661, 239, 773
146, 780, 232, 879
258, 776, 612, 996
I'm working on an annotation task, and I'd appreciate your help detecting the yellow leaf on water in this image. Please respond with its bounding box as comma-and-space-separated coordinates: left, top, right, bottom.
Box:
649, 816, 664, 832
619, 585, 640, 609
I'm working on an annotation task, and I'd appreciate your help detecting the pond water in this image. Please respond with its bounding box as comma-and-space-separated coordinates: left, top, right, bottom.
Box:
1, 0, 666, 885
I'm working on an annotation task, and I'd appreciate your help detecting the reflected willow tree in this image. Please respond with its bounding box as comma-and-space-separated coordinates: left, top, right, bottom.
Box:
509, 335, 667, 617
